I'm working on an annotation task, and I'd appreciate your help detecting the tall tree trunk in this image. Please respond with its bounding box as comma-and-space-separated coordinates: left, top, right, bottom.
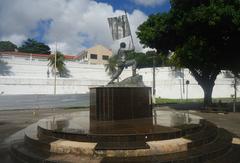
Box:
201, 82, 214, 107
190, 69, 219, 109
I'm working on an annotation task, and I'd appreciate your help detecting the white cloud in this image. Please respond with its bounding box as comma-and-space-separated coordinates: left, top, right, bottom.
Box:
0, 0, 148, 54
132, 0, 167, 7
0, 34, 27, 46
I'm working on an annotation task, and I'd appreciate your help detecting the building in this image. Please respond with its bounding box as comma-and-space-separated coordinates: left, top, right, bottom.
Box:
79, 45, 112, 64
0, 51, 79, 62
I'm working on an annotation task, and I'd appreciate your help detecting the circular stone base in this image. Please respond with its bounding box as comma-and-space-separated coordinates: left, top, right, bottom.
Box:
8, 110, 237, 163
37, 110, 204, 143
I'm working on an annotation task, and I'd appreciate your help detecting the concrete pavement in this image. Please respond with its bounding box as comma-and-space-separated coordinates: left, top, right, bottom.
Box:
0, 94, 89, 110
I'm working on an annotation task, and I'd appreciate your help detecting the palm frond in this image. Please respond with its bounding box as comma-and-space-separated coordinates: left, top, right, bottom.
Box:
48, 51, 70, 78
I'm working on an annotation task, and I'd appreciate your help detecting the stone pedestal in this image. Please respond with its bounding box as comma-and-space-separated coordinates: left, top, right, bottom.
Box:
90, 87, 152, 121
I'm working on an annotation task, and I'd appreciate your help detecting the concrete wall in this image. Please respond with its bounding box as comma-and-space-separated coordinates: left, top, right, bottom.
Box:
0, 56, 238, 99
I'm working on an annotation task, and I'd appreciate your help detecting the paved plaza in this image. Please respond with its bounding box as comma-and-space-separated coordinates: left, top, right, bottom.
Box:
0, 94, 89, 110
0, 105, 239, 163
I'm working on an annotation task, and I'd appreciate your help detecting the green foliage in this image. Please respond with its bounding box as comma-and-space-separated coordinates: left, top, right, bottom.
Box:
137, 13, 177, 54
105, 51, 166, 77
0, 41, 17, 52
126, 51, 165, 68
105, 55, 118, 76
137, 0, 240, 106
155, 97, 240, 104
48, 51, 70, 78
18, 39, 51, 54
155, 98, 203, 104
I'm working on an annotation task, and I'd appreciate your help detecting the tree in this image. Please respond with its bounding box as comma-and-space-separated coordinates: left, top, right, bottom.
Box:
105, 51, 165, 77
105, 55, 118, 77
48, 51, 70, 78
0, 41, 17, 52
0, 59, 12, 75
18, 39, 51, 54
126, 51, 165, 68
137, 0, 240, 106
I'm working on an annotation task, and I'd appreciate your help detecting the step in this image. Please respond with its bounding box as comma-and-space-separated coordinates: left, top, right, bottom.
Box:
37, 121, 205, 143
205, 144, 240, 163
25, 133, 97, 156
184, 121, 218, 148
11, 142, 53, 163
95, 141, 150, 150
10, 128, 233, 163
11, 142, 98, 163
23, 121, 217, 155
100, 129, 233, 163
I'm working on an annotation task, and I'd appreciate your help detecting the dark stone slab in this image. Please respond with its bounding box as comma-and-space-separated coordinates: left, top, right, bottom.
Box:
95, 141, 150, 150
37, 120, 205, 143
90, 87, 152, 121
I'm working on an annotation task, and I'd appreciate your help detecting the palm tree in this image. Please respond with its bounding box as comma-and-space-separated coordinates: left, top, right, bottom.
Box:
105, 55, 118, 76
48, 51, 70, 78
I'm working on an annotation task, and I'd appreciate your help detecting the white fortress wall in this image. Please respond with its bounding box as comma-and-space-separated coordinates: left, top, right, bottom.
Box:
0, 56, 238, 99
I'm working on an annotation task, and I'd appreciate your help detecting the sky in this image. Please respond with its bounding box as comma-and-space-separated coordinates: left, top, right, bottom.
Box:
0, 0, 170, 54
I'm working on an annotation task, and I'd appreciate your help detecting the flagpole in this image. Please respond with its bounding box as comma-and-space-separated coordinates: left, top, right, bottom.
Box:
124, 10, 135, 51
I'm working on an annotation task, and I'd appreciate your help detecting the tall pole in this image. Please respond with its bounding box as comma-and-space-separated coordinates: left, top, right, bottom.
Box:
179, 79, 183, 100
152, 53, 157, 125
124, 10, 135, 51
54, 43, 57, 95
186, 80, 190, 101
233, 76, 237, 112
182, 69, 185, 94
153, 55, 156, 103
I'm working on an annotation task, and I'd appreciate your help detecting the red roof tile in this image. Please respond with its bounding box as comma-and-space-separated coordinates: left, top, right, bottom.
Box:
0, 51, 79, 60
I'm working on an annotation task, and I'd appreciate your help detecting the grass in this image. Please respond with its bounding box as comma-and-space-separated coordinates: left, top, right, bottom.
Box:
155, 98, 202, 104
155, 97, 240, 104
63, 106, 89, 110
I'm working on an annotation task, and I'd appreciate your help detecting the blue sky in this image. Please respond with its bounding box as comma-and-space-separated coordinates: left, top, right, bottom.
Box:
31, 19, 53, 43
95, 0, 171, 15
0, 0, 171, 54
30, 0, 171, 44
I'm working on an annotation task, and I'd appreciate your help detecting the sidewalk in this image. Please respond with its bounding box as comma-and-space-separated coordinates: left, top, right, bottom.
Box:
0, 94, 89, 110
155, 105, 240, 137
0, 108, 85, 163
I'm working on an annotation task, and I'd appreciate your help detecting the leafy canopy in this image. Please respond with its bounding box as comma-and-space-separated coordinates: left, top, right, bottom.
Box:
126, 51, 165, 68
0, 41, 17, 52
105, 51, 165, 77
105, 55, 118, 76
18, 39, 51, 54
137, 0, 240, 105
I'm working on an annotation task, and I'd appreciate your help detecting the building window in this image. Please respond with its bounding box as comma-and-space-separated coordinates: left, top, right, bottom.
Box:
102, 55, 109, 60
90, 54, 97, 59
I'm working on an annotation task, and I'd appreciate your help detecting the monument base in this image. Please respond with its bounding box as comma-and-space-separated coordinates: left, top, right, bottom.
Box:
90, 87, 152, 121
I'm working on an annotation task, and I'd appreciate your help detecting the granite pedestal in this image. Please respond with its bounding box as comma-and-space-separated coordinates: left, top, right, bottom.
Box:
90, 87, 152, 121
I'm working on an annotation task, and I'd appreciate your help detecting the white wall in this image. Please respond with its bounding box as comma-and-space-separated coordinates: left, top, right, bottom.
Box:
0, 56, 238, 99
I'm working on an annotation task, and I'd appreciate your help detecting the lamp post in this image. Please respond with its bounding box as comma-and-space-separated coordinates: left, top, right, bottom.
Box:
146, 50, 157, 104
153, 54, 156, 103
146, 50, 157, 124
54, 43, 57, 95
186, 80, 190, 101
233, 76, 237, 112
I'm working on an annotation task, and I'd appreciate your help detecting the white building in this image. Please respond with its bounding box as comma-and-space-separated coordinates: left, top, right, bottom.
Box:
78, 45, 112, 65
